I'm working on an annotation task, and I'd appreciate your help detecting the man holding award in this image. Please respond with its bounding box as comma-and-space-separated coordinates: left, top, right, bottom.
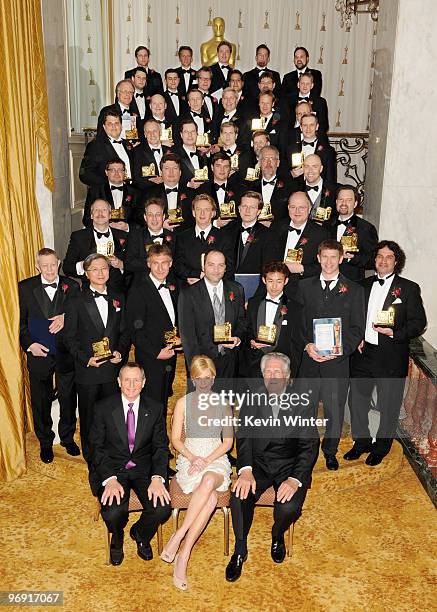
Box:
63, 254, 131, 461
131, 119, 172, 196
248, 145, 291, 222
207, 151, 242, 227
178, 250, 246, 378
296, 240, 365, 470
346, 241, 426, 466
19, 248, 80, 463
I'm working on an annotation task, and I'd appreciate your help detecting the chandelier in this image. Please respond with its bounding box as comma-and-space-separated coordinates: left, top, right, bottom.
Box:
335, 0, 379, 29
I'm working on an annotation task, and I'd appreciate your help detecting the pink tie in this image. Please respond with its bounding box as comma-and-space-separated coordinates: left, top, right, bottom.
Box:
125, 403, 136, 469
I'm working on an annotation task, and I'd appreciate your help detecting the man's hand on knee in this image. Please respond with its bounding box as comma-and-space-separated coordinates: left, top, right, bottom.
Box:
276, 478, 299, 503
148, 477, 171, 508
232, 469, 256, 500
101, 478, 125, 506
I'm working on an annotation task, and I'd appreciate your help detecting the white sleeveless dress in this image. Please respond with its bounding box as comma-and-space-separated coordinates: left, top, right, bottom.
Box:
175, 393, 232, 494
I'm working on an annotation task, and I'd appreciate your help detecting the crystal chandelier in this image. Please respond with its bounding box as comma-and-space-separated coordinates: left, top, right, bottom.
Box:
335, 0, 379, 29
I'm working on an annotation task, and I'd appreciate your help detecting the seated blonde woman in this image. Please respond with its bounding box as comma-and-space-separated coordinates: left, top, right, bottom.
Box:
160, 355, 233, 590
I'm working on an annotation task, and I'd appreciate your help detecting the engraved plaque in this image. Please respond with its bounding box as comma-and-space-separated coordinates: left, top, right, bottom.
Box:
313, 206, 332, 222
214, 322, 232, 343
257, 324, 277, 345
142, 163, 157, 177
285, 248, 303, 263
92, 336, 114, 362
219, 200, 237, 219
258, 202, 273, 221
194, 167, 209, 181
341, 233, 359, 252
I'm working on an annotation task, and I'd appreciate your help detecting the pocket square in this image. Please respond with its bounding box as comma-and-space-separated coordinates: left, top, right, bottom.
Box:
281, 320, 288, 326
115, 307, 121, 312
392, 298, 402, 304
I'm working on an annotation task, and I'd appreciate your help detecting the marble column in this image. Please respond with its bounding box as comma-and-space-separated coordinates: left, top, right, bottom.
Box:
365, 0, 437, 347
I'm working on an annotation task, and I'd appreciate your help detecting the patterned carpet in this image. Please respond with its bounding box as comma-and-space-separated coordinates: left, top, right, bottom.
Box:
0, 357, 435, 612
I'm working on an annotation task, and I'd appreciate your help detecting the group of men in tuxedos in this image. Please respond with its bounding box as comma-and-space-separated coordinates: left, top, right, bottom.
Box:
18, 39, 427, 577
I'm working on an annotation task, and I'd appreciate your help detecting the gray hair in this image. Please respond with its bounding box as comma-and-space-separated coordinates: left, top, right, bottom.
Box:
259, 145, 280, 160
260, 352, 291, 378
222, 87, 238, 100
90, 198, 112, 212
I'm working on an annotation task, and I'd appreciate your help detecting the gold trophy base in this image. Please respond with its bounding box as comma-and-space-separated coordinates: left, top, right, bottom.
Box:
257, 324, 277, 345
167, 208, 184, 224
375, 308, 395, 328
219, 201, 237, 220
214, 322, 232, 343
92, 337, 114, 363
285, 248, 303, 264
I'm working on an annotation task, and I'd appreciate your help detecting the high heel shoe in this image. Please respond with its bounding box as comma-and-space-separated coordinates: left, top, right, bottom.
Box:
173, 554, 188, 591
160, 533, 179, 563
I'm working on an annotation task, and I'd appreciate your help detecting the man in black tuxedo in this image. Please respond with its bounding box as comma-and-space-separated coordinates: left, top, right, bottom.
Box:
63, 199, 128, 294
346, 241, 426, 466
127, 244, 179, 409
173, 119, 209, 188
207, 151, 243, 227
240, 263, 304, 379
97, 80, 140, 138
129, 68, 149, 128
228, 70, 254, 115
249, 91, 283, 149
89, 362, 171, 565
163, 69, 188, 124
210, 41, 232, 95
327, 186, 378, 281
19, 248, 80, 463
215, 122, 252, 182
296, 240, 365, 470
83, 159, 138, 229
173, 193, 234, 284
286, 72, 329, 134
178, 249, 246, 378
222, 190, 276, 274
64, 254, 130, 461
125, 198, 175, 281
243, 44, 282, 104
124, 45, 163, 95
175, 45, 198, 97
197, 66, 218, 121
249, 145, 292, 222
225, 352, 319, 580
177, 89, 213, 149
278, 100, 312, 160
295, 153, 336, 221
282, 47, 323, 98
132, 119, 172, 196
145, 94, 175, 145
212, 88, 251, 148
80, 110, 133, 187
271, 191, 328, 295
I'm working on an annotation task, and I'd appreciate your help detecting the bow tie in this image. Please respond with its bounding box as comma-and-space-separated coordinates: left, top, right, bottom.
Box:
151, 148, 161, 153
302, 140, 316, 147
151, 233, 164, 240
241, 226, 253, 234
112, 139, 123, 144
111, 185, 123, 191
42, 282, 57, 289
375, 272, 394, 286
220, 64, 229, 70
191, 111, 202, 118
265, 298, 279, 305
168, 91, 178, 96
158, 282, 170, 290
288, 226, 301, 234
182, 68, 191, 74
155, 119, 165, 124
189, 151, 198, 158
94, 230, 110, 239
214, 183, 225, 191
92, 291, 108, 300
135, 92, 144, 98
256, 67, 265, 74
223, 114, 230, 120
224, 149, 234, 155
263, 179, 276, 186
306, 184, 319, 192
165, 187, 178, 194
122, 108, 130, 114
337, 218, 352, 227
298, 96, 309, 101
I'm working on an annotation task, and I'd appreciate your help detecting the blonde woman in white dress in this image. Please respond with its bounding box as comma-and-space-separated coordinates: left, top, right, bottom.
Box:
160, 355, 233, 591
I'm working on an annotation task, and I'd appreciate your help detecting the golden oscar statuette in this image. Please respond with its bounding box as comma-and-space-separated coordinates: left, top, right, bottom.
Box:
340, 233, 359, 252
214, 321, 232, 343
251, 117, 266, 131
258, 202, 273, 221
200, 17, 236, 66
375, 307, 395, 328
196, 133, 210, 147
160, 126, 173, 142
110, 207, 126, 221
331, 319, 342, 355
164, 326, 182, 349
142, 163, 157, 177
194, 167, 209, 181
230, 153, 239, 170
125, 115, 139, 140
219, 200, 237, 219
167, 207, 184, 224
92, 336, 114, 363
285, 248, 303, 264
291, 152, 305, 168
314, 206, 332, 222
96, 241, 114, 257
257, 324, 277, 345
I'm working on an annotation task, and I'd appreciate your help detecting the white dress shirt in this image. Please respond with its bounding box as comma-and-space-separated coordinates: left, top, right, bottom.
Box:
41, 274, 59, 301
214, 181, 227, 206
102, 395, 139, 486
201, 92, 213, 118
167, 89, 180, 115
148, 144, 163, 172
222, 108, 237, 123
336, 214, 354, 241
240, 221, 255, 245
365, 275, 395, 345
284, 221, 307, 259
301, 137, 318, 159
261, 174, 277, 204
149, 274, 175, 325
204, 277, 224, 304
191, 111, 205, 134
89, 285, 109, 327
163, 183, 179, 210
195, 224, 212, 240
182, 66, 192, 92
320, 274, 339, 292
75, 228, 114, 276
108, 182, 123, 209
265, 292, 283, 327
183, 145, 200, 170
110, 138, 131, 179
134, 89, 146, 119
305, 178, 323, 207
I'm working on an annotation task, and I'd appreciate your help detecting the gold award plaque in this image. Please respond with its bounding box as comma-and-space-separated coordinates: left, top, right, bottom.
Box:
375, 307, 395, 327
92, 336, 114, 362
196, 133, 210, 147
230, 153, 239, 170
142, 163, 156, 177
291, 152, 305, 168
285, 248, 303, 263
341, 233, 359, 252
110, 207, 125, 221
314, 206, 332, 222
251, 117, 266, 131
194, 167, 209, 181
96, 241, 114, 257
160, 126, 173, 142
219, 200, 237, 219
168, 207, 184, 224
258, 202, 273, 221
257, 324, 277, 345
214, 322, 232, 343
164, 326, 181, 348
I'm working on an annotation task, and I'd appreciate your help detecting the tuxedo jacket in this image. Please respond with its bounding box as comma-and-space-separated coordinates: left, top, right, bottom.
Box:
82, 182, 139, 227
291, 180, 336, 221
63, 227, 128, 293
211, 108, 252, 148
89, 393, 168, 494
175, 66, 198, 98
236, 384, 320, 487
178, 278, 246, 366
352, 275, 426, 377
97, 102, 143, 138
219, 147, 253, 182
63, 288, 130, 385
146, 182, 209, 231
124, 226, 176, 277
131, 143, 171, 194
247, 176, 293, 221
282, 68, 323, 99
297, 273, 365, 377
209, 63, 230, 95
173, 226, 235, 282
19, 275, 80, 374
201, 92, 219, 121
270, 219, 329, 289
326, 214, 378, 281
124, 66, 164, 96
173, 110, 214, 147
79, 135, 132, 187
242, 67, 282, 102
283, 137, 337, 186
240, 291, 305, 378
285, 93, 329, 134
173, 146, 209, 187
205, 176, 244, 214
222, 220, 276, 274
163, 90, 189, 124
248, 110, 283, 148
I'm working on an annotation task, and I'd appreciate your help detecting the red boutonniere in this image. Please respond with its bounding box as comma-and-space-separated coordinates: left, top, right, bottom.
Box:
165, 234, 173, 242
125, 195, 132, 202
338, 283, 348, 294
180, 193, 188, 200
317, 144, 324, 152
119, 238, 126, 246
167, 284, 176, 291
277, 180, 284, 188
205, 117, 211, 124
246, 234, 256, 244
113, 299, 121, 309
272, 118, 279, 125
207, 235, 216, 245
346, 226, 356, 236
298, 237, 308, 246
191, 70, 196, 76
228, 292, 235, 302
280, 306, 288, 316
391, 287, 401, 298
212, 96, 218, 103
324, 189, 330, 197
61, 283, 69, 293
227, 190, 234, 197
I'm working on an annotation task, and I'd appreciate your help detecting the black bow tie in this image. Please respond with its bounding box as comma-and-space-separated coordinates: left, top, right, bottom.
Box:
122, 108, 130, 114
151, 233, 164, 240
302, 140, 316, 147
214, 183, 225, 191
165, 187, 178, 194
92, 291, 108, 300
241, 226, 253, 234
42, 282, 57, 289
111, 185, 123, 191
224, 149, 234, 155
189, 151, 198, 158
337, 218, 352, 227
220, 65, 229, 70
306, 184, 319, 192
112, 139, 123, 144
151, 148, 161, 153
158, 282, 169, 290
223, 114, 230, 120
191, 111, 202, 118
375, 272, 394, 286
263, 179, 276, 186
135, 92, 144, 98
288, 226, 301, 235
265, 298, 279, 305
182, 68, 191, 74
257, 67, 265, 73
298, 96, 309, 101
94, 230, 110, 239
168, 91, 178, 96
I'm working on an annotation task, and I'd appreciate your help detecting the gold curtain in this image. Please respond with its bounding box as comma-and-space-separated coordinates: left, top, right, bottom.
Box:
0, 0, 54, 481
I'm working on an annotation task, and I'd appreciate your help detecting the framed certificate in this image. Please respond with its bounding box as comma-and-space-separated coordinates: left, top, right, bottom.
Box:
313, 317, 343, 356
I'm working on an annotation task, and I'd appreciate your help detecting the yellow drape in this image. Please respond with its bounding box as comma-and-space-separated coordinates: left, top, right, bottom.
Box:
0, 0, 54, 480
